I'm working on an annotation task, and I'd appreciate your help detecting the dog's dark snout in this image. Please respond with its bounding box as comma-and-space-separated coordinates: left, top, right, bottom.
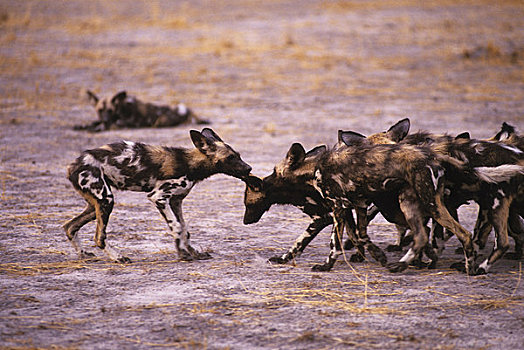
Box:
240, 163, 252, 178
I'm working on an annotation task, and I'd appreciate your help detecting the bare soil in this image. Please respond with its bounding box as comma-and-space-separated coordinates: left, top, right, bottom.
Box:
1, 1, 523, 349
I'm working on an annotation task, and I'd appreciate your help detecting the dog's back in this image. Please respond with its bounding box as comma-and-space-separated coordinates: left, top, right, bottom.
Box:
67, 141, 192, 194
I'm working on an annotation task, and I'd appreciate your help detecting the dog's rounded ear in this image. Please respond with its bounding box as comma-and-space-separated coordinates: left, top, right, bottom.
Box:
493, 122, 516, 141
190, 129, 216, 154
386, 118, 410, 142
286, 143, 306, 168
87, 90, 99, 105
338, 130, 367, 146
244, 174, 264, 191
306, 145, 327, 158
201, 128, 223, 142
455, 132, 470, 140
111, 91, 127, 104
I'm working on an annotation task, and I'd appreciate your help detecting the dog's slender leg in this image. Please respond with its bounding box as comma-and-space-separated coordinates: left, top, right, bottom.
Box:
432, 192, 476, 275
63, 203, 96, 259
170, 197, 211, 260
67, 165, 127, 263
507, 210, 524, 260
269, 214, 332, 264
388, 188, 431, 273
90, 186, 129, 263
355, 206, 387, 266
477, 195, 512, 274
473, 205, 492, 252
385, 224, 409, 252
344, 208, 368, 263
63, 204, 96, 238
148, 191, 192, 261
433, 205, 459, 255
312, 207, 345, 272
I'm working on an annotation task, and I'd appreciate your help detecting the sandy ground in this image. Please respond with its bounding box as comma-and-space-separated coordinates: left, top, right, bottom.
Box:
1, 1, 524, 349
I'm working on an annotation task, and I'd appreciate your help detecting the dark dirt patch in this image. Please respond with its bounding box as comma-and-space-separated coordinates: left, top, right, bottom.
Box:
1, 1, 523, 349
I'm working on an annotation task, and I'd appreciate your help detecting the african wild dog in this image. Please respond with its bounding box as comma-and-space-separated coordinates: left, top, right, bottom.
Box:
242, 119, 413, 266
312, 130, 524, 274
75, 90, 209, 132
243, 142, 389, 268
474, 122, 524, 260
243, 146, 356, 265
371, 119, 524, 272
63, 128, 251, 263
398, 126, 524, 273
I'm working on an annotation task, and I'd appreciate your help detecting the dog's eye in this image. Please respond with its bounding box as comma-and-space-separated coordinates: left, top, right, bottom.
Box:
227, 154, 236, 162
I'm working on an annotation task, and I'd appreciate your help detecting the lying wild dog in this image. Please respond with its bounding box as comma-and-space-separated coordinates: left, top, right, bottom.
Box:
242, 119, 413, 266
312, 131, 522, 274
63, 128, 251, 263
75, 90, 209, 132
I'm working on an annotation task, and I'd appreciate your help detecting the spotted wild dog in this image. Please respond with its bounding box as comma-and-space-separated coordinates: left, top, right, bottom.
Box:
243, 143, 389, 268
63, 128, 251, 263
242, 119, 413, 266
313, 130, 524, 274
75, 90, 209, 132
243, 146, 358, 265
398, 127, 524, 273
473, 122, 524, 260
371, 119, 524, 272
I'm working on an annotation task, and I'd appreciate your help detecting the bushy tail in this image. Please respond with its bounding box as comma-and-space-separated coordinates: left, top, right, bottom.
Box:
474, 163, 524, 184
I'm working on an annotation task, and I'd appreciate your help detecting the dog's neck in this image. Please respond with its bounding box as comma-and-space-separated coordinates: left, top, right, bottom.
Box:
184, 148, 217, 181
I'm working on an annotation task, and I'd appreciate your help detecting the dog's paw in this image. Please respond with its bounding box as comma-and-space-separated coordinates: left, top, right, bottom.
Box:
268, 256, 288, 264
450, 261, 467, 273
80, 250, 96, 259
428, 259, 438, 269
386, 244, 402, 252
195, 251, 212, 260
410, 259, 429, 269
178, 250, 194, 261
311, 263, 333, 272
474, 267, 487, 275
349, 253, 365, 263
387, 262, 409, 273
368, 244, 388, 266
117, 256, 132, 264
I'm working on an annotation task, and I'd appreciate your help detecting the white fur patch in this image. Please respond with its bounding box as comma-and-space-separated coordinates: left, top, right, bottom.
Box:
149, 176, 194, 199
313, 170, 324, 197
399, 248, 417, 263
79, 170, 107, 199
499, 143, 523, 154
471, 142, 484, 155
427, 165, 444, 190
475, 165, 524, 183
305, 197, 317, 205
113, 142, 143, 169
82, 153, 100, 167
478, 259, 491, 273
177, 103, 188, 115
